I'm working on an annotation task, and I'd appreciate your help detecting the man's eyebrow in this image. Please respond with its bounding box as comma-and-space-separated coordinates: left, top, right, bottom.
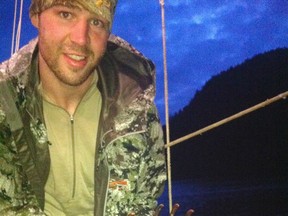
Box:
52, 3, 81, 10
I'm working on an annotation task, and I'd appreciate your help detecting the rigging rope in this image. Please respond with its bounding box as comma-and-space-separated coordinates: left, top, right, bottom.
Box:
165, 91, 288, 148
159, 0, 174, 214
16, 0, 24, 52
11, 0, 24, 55
11, 0, 18, 56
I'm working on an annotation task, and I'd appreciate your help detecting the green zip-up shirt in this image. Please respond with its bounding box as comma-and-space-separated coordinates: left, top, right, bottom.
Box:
42, 74, 102, 216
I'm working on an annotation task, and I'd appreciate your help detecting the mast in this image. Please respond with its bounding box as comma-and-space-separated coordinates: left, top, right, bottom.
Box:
159, 0, 174, 214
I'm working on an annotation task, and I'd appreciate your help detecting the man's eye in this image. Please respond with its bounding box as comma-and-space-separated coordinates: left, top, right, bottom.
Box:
59, 11, 72, 19
91, 19, 104, 28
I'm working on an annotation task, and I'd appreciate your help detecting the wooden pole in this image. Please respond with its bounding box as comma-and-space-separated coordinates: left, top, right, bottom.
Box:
165, 91, 288, 148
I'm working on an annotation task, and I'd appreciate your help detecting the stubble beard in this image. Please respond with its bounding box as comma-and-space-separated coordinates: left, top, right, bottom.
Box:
42, 41, 103, 87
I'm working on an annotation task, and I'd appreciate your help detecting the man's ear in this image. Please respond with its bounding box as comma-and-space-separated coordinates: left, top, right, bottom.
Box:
30, 14, 39, 28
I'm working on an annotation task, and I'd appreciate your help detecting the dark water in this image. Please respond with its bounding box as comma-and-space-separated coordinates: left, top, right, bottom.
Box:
157, 179, 288, 216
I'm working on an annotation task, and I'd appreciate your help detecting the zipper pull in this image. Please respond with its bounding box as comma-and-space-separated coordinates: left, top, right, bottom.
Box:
70, 115, 74, 124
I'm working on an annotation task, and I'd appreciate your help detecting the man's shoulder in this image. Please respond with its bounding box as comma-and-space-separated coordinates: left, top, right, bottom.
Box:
0, 38, 38, 81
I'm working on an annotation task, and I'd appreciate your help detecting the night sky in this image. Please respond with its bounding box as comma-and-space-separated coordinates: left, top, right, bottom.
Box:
0, 0, 287, 122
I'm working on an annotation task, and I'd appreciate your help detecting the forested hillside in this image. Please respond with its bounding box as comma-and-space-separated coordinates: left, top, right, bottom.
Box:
167, 48, 288, 182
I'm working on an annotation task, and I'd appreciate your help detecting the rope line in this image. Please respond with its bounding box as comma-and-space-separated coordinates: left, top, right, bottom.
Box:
11, 0, 18, 56
159, 0, 173, 214
15, 0, 24, 52
165, 91, 288, 148
11, 0, 24, 55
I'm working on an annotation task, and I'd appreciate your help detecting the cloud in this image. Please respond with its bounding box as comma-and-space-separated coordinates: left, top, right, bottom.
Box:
146, 0, 288, 121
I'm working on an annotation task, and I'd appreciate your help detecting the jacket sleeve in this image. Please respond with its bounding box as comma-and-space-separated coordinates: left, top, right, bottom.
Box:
130, 104, 167, 215
104, 104, 167, 216
0, 104, 45, 215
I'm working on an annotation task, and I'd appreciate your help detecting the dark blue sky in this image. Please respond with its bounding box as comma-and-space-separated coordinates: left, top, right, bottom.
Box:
1, 1, 287, 122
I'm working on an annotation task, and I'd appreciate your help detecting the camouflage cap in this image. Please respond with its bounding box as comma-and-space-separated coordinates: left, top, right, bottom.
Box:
30, 0, 118, 30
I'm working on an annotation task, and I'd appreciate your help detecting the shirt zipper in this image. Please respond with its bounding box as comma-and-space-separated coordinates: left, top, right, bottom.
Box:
70, 115, 77, 198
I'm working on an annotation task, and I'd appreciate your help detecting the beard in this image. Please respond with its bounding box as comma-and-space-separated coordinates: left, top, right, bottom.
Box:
39, 40, 104, 87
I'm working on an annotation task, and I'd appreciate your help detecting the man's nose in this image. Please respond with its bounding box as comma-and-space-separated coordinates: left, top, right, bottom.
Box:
70, 19, 90, 46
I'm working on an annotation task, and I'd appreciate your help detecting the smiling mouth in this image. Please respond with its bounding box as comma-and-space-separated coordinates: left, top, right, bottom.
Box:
67, 54, 86, 61
64, 53, 88, 69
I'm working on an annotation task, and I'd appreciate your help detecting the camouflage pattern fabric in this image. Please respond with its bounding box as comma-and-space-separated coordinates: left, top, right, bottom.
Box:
0, 35, 166, 216
0, 105, 45, 215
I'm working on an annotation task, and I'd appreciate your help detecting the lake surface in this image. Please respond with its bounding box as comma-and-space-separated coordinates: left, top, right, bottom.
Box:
157, 179, 288, 216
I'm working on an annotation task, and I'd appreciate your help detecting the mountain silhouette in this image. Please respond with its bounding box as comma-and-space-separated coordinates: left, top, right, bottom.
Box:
167, 47, 288, 182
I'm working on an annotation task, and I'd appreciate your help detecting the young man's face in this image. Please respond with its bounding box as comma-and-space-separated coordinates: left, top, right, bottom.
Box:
31, 5, 110, 87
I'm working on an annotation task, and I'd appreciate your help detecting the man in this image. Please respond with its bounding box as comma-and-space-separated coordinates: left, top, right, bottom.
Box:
0, 0, 166, 215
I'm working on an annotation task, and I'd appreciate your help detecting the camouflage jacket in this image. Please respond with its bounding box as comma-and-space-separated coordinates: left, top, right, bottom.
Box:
0, 35, 166, 216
